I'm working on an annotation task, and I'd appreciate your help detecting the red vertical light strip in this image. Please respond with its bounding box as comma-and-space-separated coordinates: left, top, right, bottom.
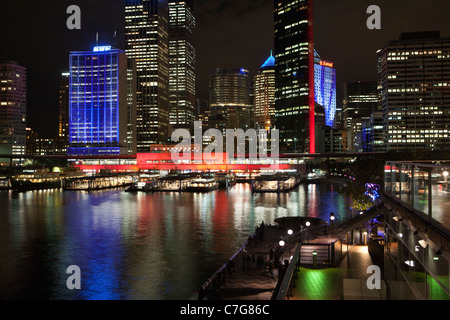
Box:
308, 0, 315, 154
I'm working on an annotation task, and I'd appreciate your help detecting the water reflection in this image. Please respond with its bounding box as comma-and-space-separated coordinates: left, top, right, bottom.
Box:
0, 182, 352, 300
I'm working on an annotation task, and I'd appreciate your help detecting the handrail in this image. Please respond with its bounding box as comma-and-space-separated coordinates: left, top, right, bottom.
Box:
190, 225, 262, 300
335, 203, 386, 235
274, 242, 302, 300
384, 193, 450, 240
386, 161, 450, 169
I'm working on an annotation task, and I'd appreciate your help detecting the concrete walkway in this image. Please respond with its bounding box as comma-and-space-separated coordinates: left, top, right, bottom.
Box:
195, 225, 387, 300
290, 244, 386, 300
196, 225, 289, 300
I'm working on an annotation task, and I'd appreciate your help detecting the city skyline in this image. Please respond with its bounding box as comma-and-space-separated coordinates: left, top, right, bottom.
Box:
1, 1, 450, 305
2, 1, 450, 137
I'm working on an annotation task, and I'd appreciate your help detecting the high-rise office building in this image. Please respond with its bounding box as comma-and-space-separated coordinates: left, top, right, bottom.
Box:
342, 81, 378, 151
126, 60, 138, 155
196, 98, 210, 129
274, 0, 315, 153
0, 61, 26, 158
314, 52, 337, 128
343, 81, 378, 125
168, 0, 196, 131
254, 54, 276, 131
68, 46, 136, 156
378, 31, 450, 151
323, 127, 349, 153
359, 111, 384, 152
57, 72, 70, 154
209, 68, 252, 132
125, 0, 170, 151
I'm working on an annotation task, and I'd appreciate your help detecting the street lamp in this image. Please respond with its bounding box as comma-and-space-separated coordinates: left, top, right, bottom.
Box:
312, 250, 317, 268
287, 229, 293, 235
443, 171, 449, 184
330, 212, 335, 236
304, 221, 311, 243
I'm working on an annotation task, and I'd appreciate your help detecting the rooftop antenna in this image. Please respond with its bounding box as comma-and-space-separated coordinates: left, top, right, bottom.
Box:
113, 30, 117, 48
96, 32, 99, 46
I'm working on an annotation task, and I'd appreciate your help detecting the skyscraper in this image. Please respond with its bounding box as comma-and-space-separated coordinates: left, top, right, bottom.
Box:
254, 54, 276, 131
378, 31, 450, 151
274, 0, 315, 153
314, 52, 337, 128
342, 81, 378, 151
68, 46, 136, 156
126, 60, 138, 155
57, 72, 70, 154
209, 68, 252, 133
0, 61, 26, 158
342, 81, 378, 125
125, 0, 170, 151
168, 0, 196, 131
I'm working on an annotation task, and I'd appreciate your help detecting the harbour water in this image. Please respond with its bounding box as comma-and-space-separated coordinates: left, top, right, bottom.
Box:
0, 182, 352, 300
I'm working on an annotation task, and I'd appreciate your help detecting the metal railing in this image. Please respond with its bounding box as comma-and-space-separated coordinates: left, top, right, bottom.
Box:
384, 161, 450, 231
274, 243, 302, 300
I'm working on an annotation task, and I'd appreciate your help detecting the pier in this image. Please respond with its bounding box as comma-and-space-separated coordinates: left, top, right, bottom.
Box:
127, 172, 234, 192
63, 172, 138, 191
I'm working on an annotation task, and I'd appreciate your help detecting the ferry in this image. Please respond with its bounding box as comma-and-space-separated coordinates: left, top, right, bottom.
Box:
184, 178, 219, 192
125, 181, 154, 192
10, 169, 62, 191
0, 175, 11, 190
125, 173, 159, 192
215, 172, 236, 189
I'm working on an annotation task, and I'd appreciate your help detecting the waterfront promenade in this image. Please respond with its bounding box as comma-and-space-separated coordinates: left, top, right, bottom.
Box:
195, 224, 290, 300
289, 244, 386, 300
194, 226, 386, 300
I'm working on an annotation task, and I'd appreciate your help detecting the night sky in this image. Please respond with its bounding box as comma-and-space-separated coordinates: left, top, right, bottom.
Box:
1, 0, 450, 137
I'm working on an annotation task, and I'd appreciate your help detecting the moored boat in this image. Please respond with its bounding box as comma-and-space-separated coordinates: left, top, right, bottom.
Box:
10, 169, 62, 191
184, 178, 219, 192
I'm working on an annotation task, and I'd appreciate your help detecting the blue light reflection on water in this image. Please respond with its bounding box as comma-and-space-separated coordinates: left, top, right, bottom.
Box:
0, 182, 352, 300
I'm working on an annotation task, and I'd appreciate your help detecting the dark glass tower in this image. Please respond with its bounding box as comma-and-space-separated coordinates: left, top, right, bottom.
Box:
125, 0, 170, 151
274, 0, 315, 153
343, 81, 378, 124
209, 68, 252, 133
168, 0, 196, 131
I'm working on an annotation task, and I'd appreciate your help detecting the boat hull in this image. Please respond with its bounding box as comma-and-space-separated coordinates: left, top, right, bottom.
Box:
10, 179, 61, 191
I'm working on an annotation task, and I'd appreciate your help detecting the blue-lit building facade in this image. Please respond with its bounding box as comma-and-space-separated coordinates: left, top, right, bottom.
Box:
314, 52, 337, 128
68, 46, 135, 156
